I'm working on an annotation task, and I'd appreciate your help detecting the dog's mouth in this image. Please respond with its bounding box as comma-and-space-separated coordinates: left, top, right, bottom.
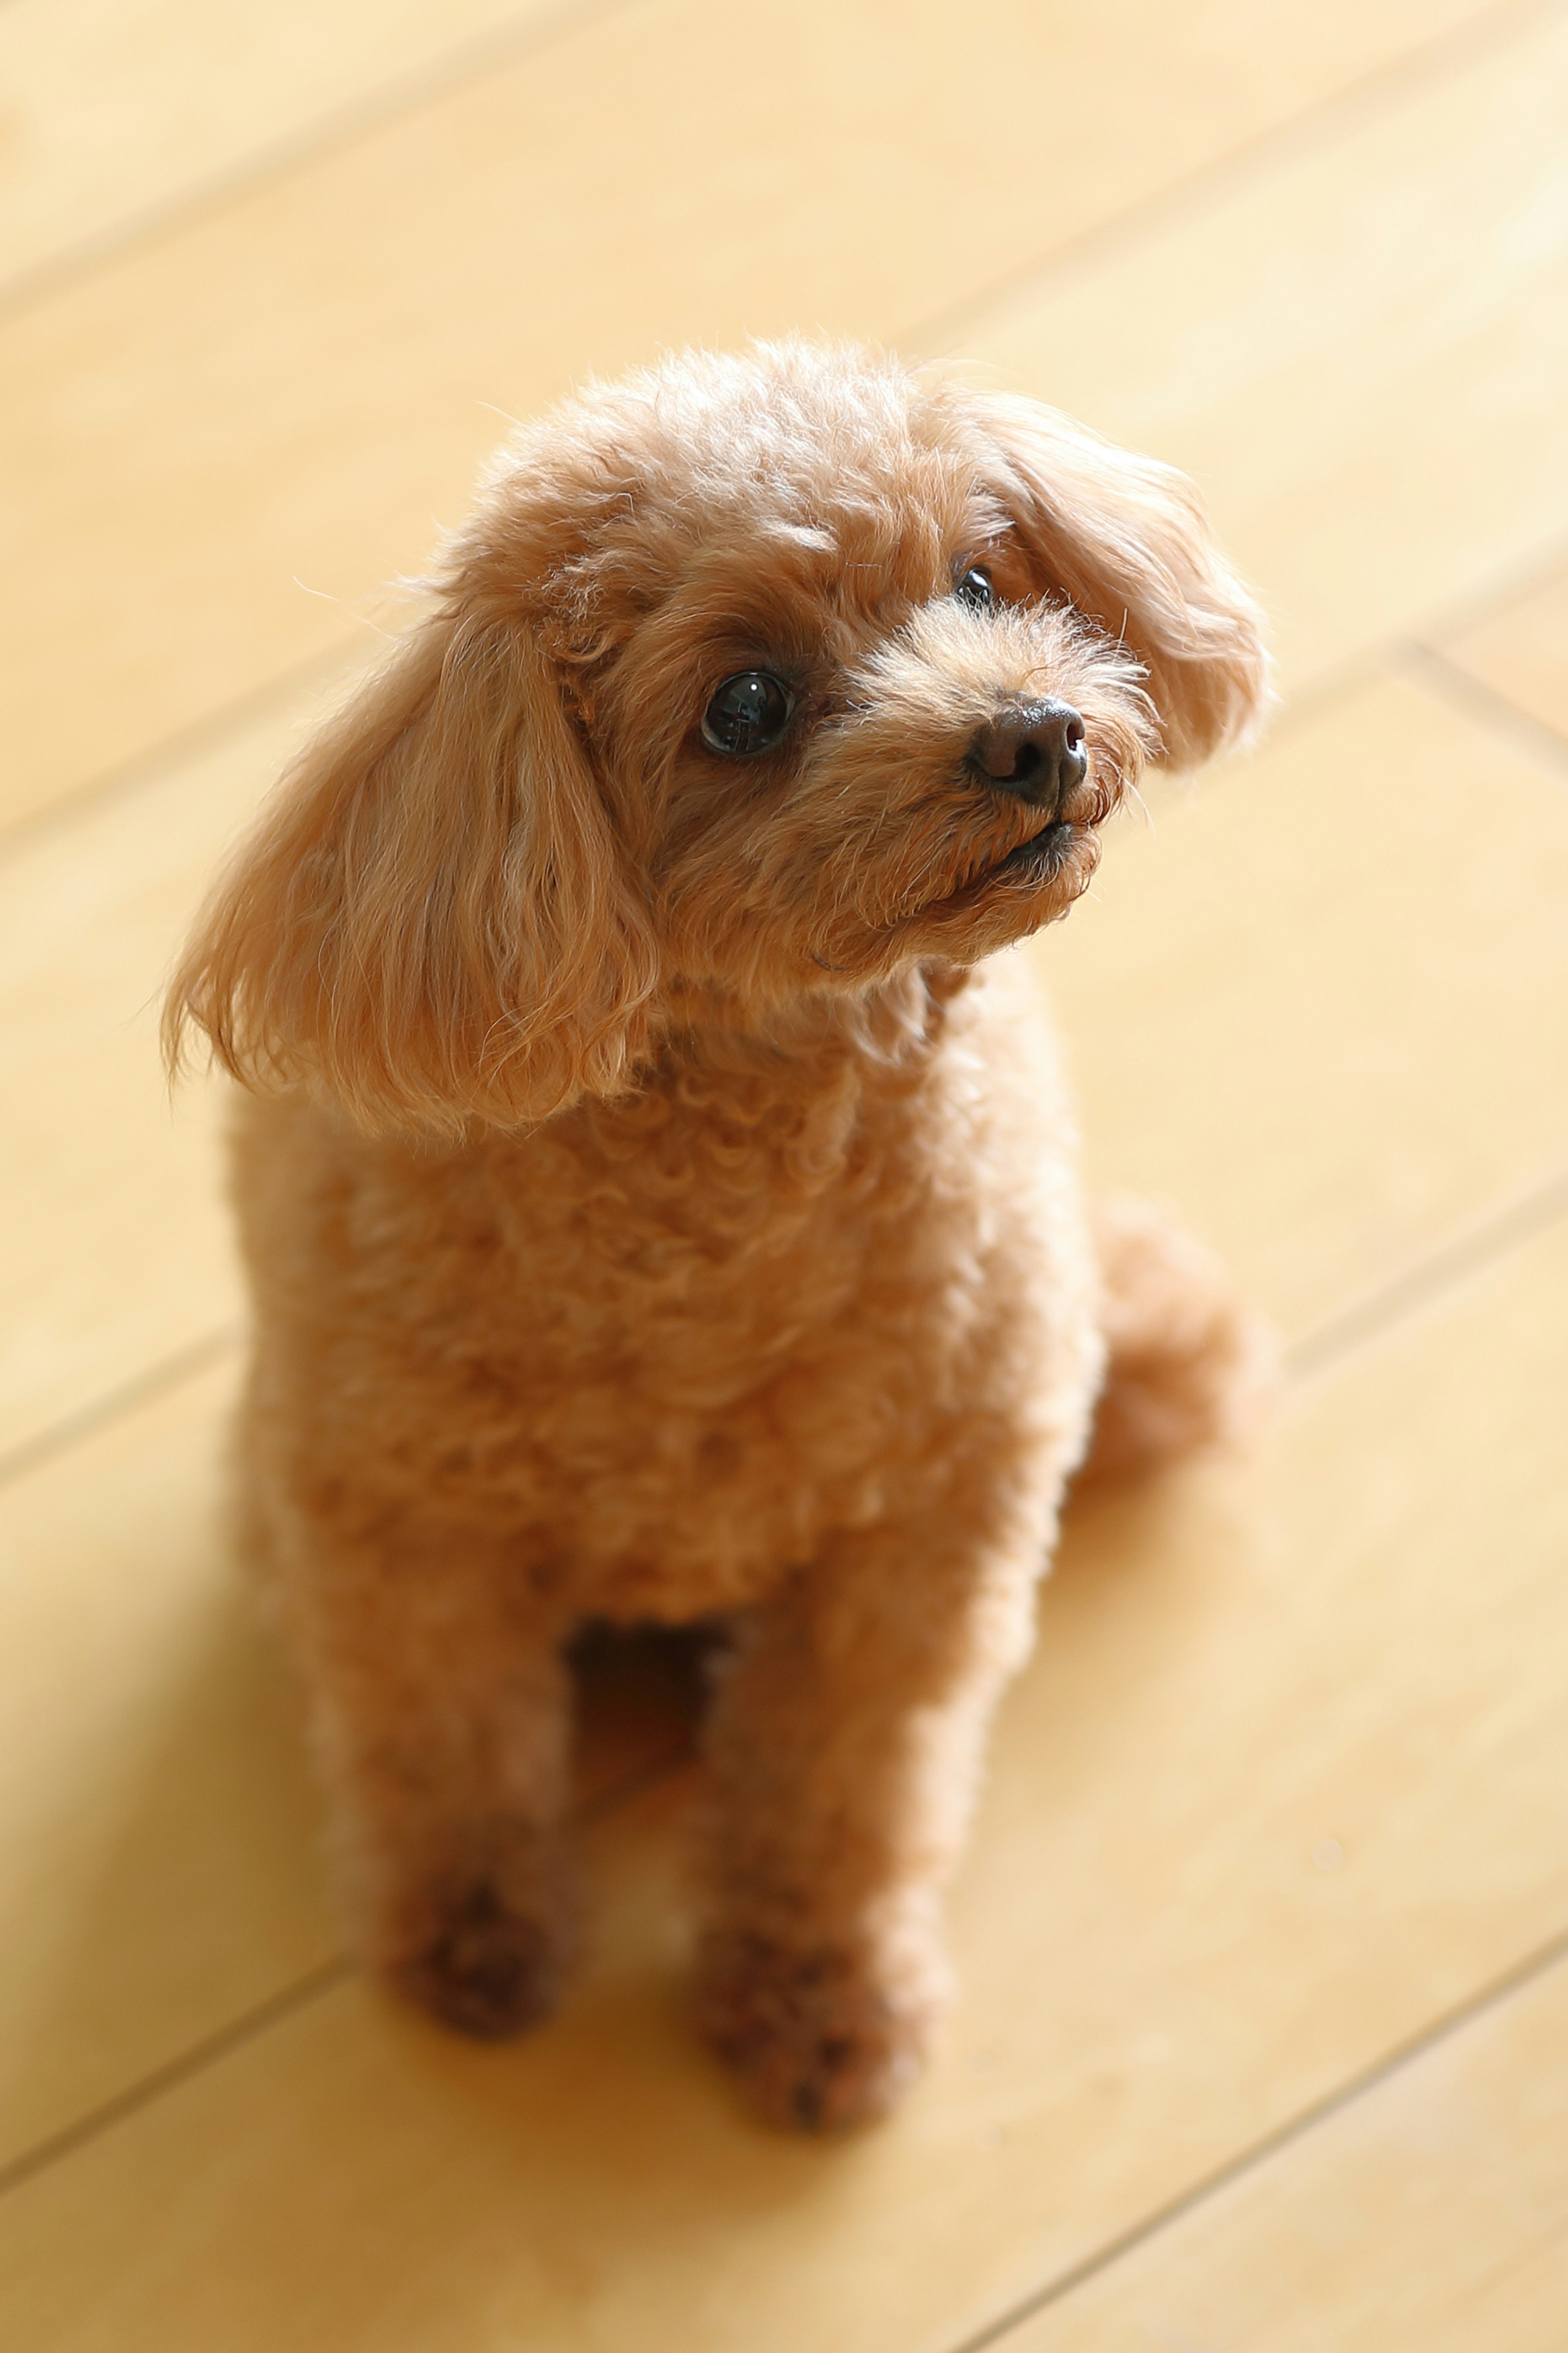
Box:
982, 817, 1076, 885
915, 808, 1087, 921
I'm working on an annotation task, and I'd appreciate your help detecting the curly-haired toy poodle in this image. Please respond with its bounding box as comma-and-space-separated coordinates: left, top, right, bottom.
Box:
167, 341, 1270, 2130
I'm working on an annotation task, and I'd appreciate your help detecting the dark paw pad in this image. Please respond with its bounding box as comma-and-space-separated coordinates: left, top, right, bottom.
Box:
396, 1881, 564, 2041
699, 1934, 933, 2133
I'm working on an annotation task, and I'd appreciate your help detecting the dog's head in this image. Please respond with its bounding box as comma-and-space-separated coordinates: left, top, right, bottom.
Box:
167, 342, 1267, 1135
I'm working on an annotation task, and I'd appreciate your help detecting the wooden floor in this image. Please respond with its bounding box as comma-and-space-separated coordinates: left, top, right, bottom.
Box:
4, 3, 1568, 2344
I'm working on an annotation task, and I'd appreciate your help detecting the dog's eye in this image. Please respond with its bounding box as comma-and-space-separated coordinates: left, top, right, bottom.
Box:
701, 671, 796, 757
956, 566, 995, 614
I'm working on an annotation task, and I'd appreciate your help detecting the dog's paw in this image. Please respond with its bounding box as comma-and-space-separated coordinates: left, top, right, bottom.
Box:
392, 1878, 568, 2041
697, 1930, 936, 2131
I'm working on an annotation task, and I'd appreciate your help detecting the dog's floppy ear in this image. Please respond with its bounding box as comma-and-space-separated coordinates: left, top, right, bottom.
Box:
165, 613, 659, 1136
969, 392, 1270, 768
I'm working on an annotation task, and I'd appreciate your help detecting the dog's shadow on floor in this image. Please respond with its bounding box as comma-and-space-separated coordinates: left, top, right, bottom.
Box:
568, 1614, 717, 1818
3, 1587, 717, 2149
8, 1460, 1247, 2327
7, 1572, 906, 2329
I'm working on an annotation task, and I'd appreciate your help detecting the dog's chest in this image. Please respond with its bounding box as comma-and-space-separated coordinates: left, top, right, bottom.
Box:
255, 973, 1091, 1611
472, 1068, 981, 1555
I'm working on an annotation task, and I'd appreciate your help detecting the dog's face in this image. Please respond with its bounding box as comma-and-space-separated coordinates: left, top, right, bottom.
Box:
564, 428, 1153, 1003
169, 344, 1268, 1134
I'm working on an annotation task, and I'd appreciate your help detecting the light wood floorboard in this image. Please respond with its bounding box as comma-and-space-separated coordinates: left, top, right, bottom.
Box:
11, 633, 1568, 2204
0, 0, 1534, 832
1037, 668, 1568, 1336
5, 3, 1568, 2344
948, 0, 1568, 692
996, 1947, 1568, 2353
0, 1359, 704, 2179
1440, 558, 1568, 742
0, 688, 305, 1466
9, 645, 1568, 1475
0, 0, 1497, 301
3, 1209, 1567, 2345
0, 1360, 330, 2180
0, 649, 377, 1468
0, 0, 577, 294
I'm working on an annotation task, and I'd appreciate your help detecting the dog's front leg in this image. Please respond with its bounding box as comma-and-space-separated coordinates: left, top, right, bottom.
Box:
695, 1505, 1046, 2130
276, 1511, 577, 2040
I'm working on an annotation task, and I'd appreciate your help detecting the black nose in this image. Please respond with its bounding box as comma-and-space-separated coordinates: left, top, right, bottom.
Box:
967, 701, 1088, 805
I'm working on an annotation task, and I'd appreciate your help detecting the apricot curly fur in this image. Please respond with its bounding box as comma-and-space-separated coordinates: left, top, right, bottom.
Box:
167, 342, 1270, 2129
1080, 1197, 1279, 1486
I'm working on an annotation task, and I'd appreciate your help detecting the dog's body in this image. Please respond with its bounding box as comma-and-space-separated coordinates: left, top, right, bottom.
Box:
236, 955, 1089, 1623
171, 344, 1268, 2128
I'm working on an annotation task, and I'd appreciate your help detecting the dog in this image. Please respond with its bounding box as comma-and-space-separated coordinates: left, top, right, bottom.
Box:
166, 341, 1270, 2131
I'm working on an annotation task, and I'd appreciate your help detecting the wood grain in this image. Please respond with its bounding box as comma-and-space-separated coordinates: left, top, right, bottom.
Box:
1002, 1952, 1568, 2352
0, 0, 571, 292
0, 1358, 332, 2181
0, 0, 1514, 830
0, 1363, 704, 2179
5, 6, 1568, 2343
7, 653, 1566, 1548
3, 1206, 1567, 2346
0, 665, 353, 1465
1440, 560, 1568, 742
950, 4, 1568, 691
1036, 667, 1568, 1338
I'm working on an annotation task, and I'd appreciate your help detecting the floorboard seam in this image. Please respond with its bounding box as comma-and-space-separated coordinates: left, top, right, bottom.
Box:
1405, 522, 1568, 649
945, 1923, 1568, 2353
0, 0, 648, 326
1399, 642, 1568, 779
0, 1958, 351, 2202
0, 644, 361, 868
0, 1328, 242, 1494
1, 1194, 1564, 2201
903, 0, 1561, 358
23, 1161, 1551, 1518
2, 0, 1550, 340
9, 555, 1562, 881
4, 8, 1562, 863
0, 1747, 696, 2202
1158, 525, 1568, 753
1286, 1167, 1568, 1382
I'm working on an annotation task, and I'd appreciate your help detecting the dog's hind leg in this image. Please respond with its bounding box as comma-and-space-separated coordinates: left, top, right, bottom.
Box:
1081, 1195, 1275, 1487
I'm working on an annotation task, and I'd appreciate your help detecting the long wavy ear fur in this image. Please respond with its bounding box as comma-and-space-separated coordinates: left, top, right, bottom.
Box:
969, 392, 1271, 769
164, 615, 659, 1136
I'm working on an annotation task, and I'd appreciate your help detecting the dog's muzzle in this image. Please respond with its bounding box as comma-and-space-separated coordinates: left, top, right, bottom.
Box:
965, 701, 1088, 811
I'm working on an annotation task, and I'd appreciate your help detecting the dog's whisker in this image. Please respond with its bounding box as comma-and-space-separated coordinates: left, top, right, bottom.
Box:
290, 578, 399, 641
1122, 778, 1156, 833
475, 399, 527, 430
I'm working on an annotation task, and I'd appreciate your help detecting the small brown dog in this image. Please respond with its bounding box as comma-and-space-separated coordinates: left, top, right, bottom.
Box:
167, 342, 1268, 2130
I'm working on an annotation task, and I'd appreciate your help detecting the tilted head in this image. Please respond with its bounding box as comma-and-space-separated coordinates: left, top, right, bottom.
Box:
167, 342, 1268, 1135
